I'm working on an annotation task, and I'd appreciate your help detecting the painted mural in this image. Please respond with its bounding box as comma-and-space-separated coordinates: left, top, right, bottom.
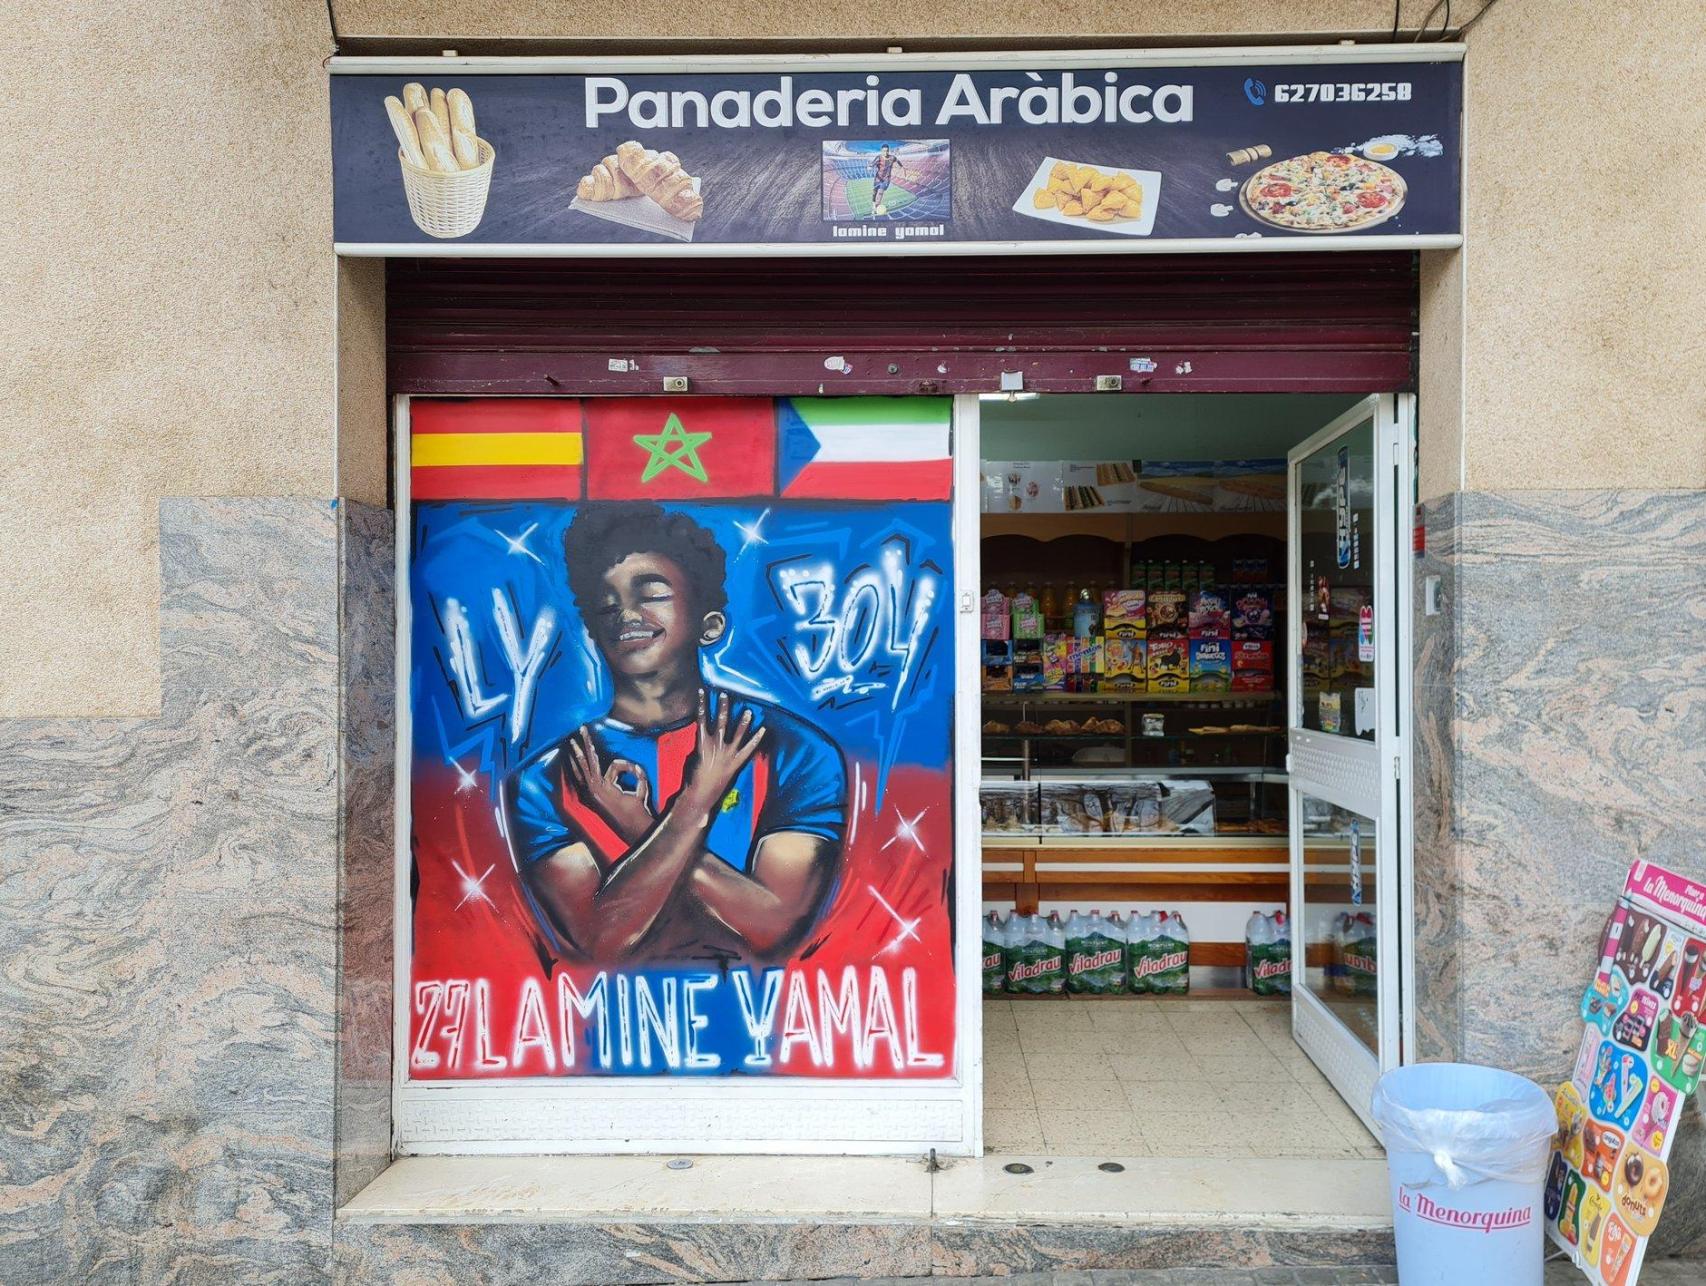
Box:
406, 396, 957, 1078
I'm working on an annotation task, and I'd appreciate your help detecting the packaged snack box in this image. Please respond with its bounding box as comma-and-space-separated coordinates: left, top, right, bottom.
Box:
981, 638, 1014, 691
1148, 637, 1189, 692
1188, 588, 1230, 639
1103, 588, 1147, 639
1230, 640, 1274, 693
1012, 632, 1045, 691
1147, 588, 1188, 633
1230, 640, 1274, 671
1012, 593, 1044, 640
980, 589, 1010, 641
1066, 635, 1104, 687
1231, 588, 1274, 639
1103, 637, 1146, 691
1189, 639, 1231, 692
1231, 667, 1273, 693
1042, 633, 1069, 691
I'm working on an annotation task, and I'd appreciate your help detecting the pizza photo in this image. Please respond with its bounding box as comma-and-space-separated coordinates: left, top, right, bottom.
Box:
1240, 150, 1406, 233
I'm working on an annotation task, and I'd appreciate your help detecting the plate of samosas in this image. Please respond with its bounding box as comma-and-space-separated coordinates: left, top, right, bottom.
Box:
1014, 156, 1161, 236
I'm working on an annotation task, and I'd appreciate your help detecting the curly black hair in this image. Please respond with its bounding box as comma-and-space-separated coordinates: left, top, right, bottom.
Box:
563, 501, 729, 618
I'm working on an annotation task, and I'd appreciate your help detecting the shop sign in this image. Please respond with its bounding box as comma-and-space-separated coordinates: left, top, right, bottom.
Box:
403, 396, 958, 1080
330, 51, 1462, 254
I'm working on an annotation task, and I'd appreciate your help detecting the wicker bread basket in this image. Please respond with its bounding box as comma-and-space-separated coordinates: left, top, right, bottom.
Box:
398, 139, 495, 239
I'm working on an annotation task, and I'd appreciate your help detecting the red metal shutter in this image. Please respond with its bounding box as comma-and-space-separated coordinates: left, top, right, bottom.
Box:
388, 253, 1416, 396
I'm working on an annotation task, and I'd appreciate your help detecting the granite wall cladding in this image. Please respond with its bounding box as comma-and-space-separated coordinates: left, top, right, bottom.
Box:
1411, 493, 1463, 1063
334, 501, 395, 1209
0, 498, 342, 1281
1414, 488, 1706, 1257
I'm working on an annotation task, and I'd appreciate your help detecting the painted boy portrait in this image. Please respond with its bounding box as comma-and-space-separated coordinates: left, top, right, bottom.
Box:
504, 500, 847, 966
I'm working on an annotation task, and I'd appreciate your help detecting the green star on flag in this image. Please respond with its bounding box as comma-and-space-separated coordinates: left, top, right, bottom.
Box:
632, 414, 713, 484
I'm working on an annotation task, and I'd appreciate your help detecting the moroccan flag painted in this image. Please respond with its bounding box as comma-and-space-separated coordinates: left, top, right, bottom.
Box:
778, 397, 951, 500
411, 400, 584, 500
584, 398, 777, 500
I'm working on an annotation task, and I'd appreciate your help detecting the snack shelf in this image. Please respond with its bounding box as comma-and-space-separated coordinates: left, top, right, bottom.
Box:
1026, 767, 1290, 783
983, 690, 1279, 704
982, 732, 1278, 745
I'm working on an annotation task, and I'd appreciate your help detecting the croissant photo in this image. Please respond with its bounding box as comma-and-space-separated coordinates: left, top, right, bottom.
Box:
575, 140, 703, 221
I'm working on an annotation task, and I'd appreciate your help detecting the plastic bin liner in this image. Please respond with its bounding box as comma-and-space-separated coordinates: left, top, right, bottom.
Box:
1371, 1062, 1557, 1187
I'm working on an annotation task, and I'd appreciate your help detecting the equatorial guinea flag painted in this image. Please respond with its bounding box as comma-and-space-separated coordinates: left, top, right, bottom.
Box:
778, 397, 951, 500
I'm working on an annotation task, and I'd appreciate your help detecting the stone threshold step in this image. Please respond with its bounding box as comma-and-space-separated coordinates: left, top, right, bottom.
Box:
339, 1154, 1393, 1227
334, 1155, 1395, 1282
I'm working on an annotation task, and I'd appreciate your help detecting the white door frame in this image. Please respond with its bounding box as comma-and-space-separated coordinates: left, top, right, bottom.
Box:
1285, 392, 1415, 1128
390, 392, 984, 1156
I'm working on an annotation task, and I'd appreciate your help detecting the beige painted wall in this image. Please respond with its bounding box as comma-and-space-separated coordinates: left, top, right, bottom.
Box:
333, 0, 1460, 42
1456, 0, 1706, 493
5, 0, 1702, 715
2, 1, 337, 717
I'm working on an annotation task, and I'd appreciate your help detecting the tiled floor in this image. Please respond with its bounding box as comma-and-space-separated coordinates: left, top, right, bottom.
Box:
984, 995, 1384, 1160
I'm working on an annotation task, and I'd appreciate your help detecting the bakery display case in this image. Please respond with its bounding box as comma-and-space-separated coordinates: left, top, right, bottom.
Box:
979, 494, 1293, 921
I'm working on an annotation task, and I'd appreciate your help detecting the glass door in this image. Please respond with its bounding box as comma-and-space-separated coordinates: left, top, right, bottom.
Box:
1286, 394, 1411, 1129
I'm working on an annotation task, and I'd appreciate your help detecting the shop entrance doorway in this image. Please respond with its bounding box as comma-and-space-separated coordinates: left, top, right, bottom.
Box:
973, 390, 1411, 1162
384, 253, 1421, 1164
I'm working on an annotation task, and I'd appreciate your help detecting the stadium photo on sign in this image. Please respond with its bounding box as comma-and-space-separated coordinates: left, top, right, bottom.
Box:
820, 139, 951, 221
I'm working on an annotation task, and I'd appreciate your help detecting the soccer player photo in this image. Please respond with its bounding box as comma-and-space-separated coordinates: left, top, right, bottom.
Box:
404, 396, 959, 1078
820, 139, 951, 221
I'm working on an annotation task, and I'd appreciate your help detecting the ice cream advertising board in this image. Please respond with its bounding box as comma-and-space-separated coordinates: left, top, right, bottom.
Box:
331, 53, 1462, 253
1548, 860, 1706, 1285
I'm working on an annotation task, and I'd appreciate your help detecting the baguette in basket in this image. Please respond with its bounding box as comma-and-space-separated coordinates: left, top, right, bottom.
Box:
383, 84, 488, 175
383, 83, 495, 239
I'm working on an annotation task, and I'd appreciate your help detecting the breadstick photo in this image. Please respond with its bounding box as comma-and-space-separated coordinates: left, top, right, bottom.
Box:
413, 108, 456, 173
447, 88, 476, 138
382, 82, 496, 239
428, 88, 452, 145
451, 126, 479, 170
384, 95, 425, 169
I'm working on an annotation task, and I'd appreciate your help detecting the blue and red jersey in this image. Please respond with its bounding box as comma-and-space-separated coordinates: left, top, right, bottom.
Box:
503, 690, 846, 960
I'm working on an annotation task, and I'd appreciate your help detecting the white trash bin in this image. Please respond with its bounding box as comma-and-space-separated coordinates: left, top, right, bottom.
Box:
1370, 1062, 1558, 1285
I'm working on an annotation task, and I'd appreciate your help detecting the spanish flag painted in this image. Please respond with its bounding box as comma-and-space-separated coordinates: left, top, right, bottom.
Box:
410, 400, 584, 500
